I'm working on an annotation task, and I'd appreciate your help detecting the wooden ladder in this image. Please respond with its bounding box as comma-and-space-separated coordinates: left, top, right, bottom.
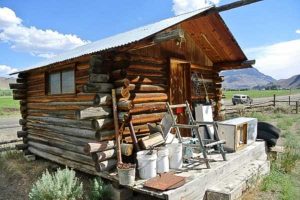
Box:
166, 101, 226, 169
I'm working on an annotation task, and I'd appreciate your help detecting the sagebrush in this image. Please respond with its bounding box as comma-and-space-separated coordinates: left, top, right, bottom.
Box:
29, 167, 83, 200
88, 178, 112, 200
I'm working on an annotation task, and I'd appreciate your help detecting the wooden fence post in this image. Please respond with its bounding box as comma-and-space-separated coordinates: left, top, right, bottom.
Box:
273, 94, 276, 107
296, 101, 299, 114
289, 96, 291, 105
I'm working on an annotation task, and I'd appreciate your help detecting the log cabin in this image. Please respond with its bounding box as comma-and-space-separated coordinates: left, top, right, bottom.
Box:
10, 6, 255, 176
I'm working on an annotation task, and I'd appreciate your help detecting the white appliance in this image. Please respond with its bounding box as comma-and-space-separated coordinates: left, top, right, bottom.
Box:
217, 117, 257, 152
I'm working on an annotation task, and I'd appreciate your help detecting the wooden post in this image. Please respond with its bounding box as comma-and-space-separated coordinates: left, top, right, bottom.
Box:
289, 96, 291, 105
273, 94, 276, 107
112, 89, 122, 164
296, 101, 299, 114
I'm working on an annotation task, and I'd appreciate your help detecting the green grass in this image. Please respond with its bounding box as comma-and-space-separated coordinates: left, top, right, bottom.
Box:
259, 114, 300, 199
224, 89, 300, 99
0, 96, 19, 116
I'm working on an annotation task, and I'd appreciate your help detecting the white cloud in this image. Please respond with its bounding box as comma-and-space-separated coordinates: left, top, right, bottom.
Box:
0, 65, 18, 76
0, 7, 89, 58
172, 0, 220, 15
245, 39, 300, 79
0, 7, 21, 28
296, 29, 300, 34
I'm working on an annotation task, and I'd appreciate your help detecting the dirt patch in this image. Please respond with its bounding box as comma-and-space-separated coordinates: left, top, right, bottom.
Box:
0, 152, 96, 200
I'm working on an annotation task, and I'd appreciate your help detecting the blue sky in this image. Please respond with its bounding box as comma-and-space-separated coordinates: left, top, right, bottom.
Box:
0, 0, 299, 79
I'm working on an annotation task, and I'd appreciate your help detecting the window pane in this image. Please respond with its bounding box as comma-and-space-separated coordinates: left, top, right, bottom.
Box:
50, 72, 61, 94
62, 70, 75, 94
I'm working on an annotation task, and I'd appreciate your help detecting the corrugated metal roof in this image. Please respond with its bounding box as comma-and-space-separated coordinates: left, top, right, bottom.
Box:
13, 6, 212, 74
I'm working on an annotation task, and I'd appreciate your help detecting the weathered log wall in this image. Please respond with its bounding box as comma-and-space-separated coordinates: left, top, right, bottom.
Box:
12, 57, 116, 174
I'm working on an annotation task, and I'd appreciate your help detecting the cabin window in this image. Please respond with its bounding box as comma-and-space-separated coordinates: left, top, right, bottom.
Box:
48, 70, 75, 95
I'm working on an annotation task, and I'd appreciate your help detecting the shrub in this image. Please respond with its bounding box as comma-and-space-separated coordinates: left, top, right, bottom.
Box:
88, 178, 112, 200
29, 167, 83, 200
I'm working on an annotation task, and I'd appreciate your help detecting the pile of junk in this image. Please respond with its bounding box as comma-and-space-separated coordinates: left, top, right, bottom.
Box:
114, 101, 280, 191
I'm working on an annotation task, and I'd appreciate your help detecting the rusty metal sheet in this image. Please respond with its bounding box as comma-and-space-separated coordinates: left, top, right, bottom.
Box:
143, 172, 185, 191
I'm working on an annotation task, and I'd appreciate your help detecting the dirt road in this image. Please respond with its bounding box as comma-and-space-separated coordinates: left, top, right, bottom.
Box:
0, 115, 20, 142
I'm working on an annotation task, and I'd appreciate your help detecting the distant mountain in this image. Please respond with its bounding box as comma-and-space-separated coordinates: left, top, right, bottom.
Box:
220, 68, 276, 89
0, 77, 16, 89
271, 74, 300, 89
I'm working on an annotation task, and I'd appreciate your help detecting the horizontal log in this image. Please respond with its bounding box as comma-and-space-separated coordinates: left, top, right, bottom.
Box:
89, 56, 130, 73
16, 78, 26, 83
84, 141, 116, 154
22, 126, 27, 131
9, 83, 26, 90
27, 109, 76, 119
27, 127, 97, 146
27, 116, 92, 130
18, 73, 27, 78
26, 93, 95, 103
127, 70, 165, 78
128, 84, 166, 92
82, 83, 113, 93
89, 73, 110, 83
28, 101, 95, 107
117, 100, 133, 111
13, 93, 26, 100
95, 159, 117, 172
28, 147, 100, 175
76, 107, 112, 120
123, 123, 153, 135
95, 130, 115, 141
27, 134, 85, 154
89, 55, 110, 74
130, 54, 166, 65
111, 69, 127, 80
20, 106, 27, 112
120, 93, 168, 103
17, 131, 28, 138
130, 102, 166, 114
16, 143, 28, 150
126, 64, 166, 73
27, 122, 96, 139
28, 141, 94, 166
93, 93, 112, 106
119, 112, 165, 125
128, 76, 167, 84
116, 87, 130, 98
23, 137, 29, 143
91, 149, 116, 162
91, 118, 114, 130
20, 100, 27, 106
114, 78, 130, 87
19, 119, 26, 125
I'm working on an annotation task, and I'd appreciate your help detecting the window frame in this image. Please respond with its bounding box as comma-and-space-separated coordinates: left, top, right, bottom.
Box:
46, 64, 76, 96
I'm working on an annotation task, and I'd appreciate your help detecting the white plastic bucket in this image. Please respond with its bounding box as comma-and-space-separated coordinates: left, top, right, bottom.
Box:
167, 143, 183, 169
117, 167, 135, 186
156, 147, 169, 173
137, 150, 157, 179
